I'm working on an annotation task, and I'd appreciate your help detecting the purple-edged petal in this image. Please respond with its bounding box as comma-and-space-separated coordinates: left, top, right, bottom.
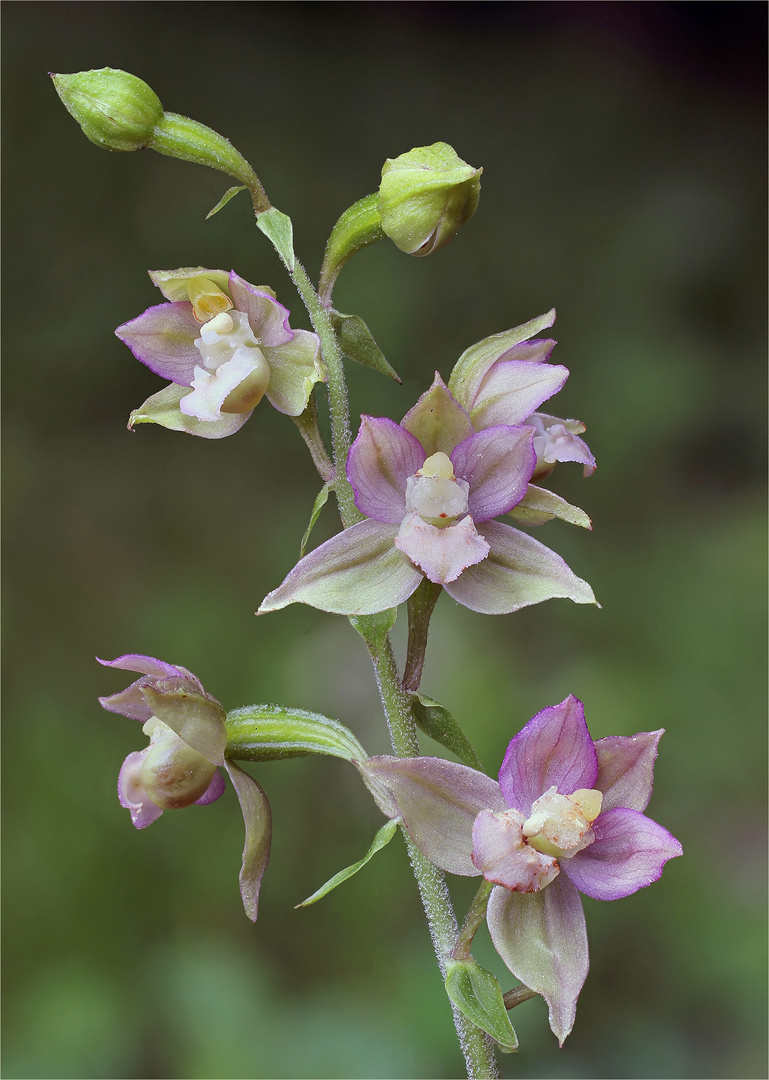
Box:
358, 756, 508, 876
115, 302, 201, 385
594, 730, 663, 813
98, 654, 199, 681
264, 329, 324, 416
442, 520, 596, 615
401, 373, 474, 457
195, 769, 226, 806
224, 761, 272, 922
450, 426, 535, 521
128, 383, 253, 439
140, 677, 227, 766
228, 272, 293, 347
395, 512, 489, 584
487, 874, 588, 1046
470, 360, 569, 429
348, 417, 426, 524
472, 809, 559, 891
258, 519, 423, 615
562, 807, 682, 901
117, 750, 164, 829
98, 654, 203, 721
498, 696, 597, 815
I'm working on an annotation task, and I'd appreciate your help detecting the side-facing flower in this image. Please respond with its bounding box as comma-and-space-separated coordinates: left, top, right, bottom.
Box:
357, 696, 682, 1044
98, 654, 271, 920
259, 405, 596, 616
116, 268, 323, 438
448, 309, 596, 479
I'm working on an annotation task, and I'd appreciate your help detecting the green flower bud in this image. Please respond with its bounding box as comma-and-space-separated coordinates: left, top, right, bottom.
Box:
51, 68, 163, 152
378, 142, 482, 256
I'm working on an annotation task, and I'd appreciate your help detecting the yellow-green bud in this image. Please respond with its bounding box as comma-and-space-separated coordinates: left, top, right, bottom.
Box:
378, 142, 482, 256
51, 68, 163, 152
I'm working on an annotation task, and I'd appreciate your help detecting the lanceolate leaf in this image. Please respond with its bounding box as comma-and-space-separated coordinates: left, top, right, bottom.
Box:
225, 704, 368, 763
296, 818, 399, 908
410, 692, 482, 770
348, 607, 398, 659
206, 185, 247, 219
331, 310, 401, 382
300, 482, 331, 556
257, 207, 296, 271
445, 959, 519, 1052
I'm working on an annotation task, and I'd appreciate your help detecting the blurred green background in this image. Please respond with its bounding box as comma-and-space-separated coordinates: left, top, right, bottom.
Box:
3, 4, 766, 1078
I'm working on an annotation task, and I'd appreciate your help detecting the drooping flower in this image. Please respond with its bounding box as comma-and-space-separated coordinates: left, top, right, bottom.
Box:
98, 654, 271, 920
259, 409, 596, 617
116, 268, 324, 438
357, 696, 682, 1044
447, 309, 596, 480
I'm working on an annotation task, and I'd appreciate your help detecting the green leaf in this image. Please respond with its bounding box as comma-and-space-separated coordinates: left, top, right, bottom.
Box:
445, 959, 519, 1053
300, 483, 331, 557
410, 692, 482, 770
225, 704, 368, 763
296, 818, 399, 908
348, 607, 398, 658
508, 485, 592, 529
257, 207, 296, 270
330, 310, 401, 382
206, 185, 247, 219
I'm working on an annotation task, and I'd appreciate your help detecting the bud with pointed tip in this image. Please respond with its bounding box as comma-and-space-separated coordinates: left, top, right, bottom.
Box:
378, 142, 482, 256
51, 68, 163, 152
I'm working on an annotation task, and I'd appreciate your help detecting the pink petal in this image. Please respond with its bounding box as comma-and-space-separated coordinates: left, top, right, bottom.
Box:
472, 808, 559, 891
471, 360, 569, 428
395, 512, 489, 584
117, 750, 164, 829
115, 302, 201, 384
562, 807, 682, 901
498, 696, 598, 816
228, 272, 293, 346
195, 768, 226, 805
348, 417, 426, 523
450, 426, 535, 522
594, 730, 664, 813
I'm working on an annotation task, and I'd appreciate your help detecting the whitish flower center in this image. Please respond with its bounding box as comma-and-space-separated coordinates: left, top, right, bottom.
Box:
521, 786, 603, 859
181, 308, 271, 421
139, 718, 216, 810
404, 451, 469, 528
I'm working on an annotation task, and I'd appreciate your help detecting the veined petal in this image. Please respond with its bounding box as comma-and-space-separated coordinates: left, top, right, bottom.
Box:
498, 695, 598, 816
228, 272, 293, 346
448, 311, 557, 409
451, 426, 535, 521
395, 512, 489, 584
442, 520, 596, 615
562, 807, 682, 901
487, 874, 588, 1046
128, 383, 252, 439
348, 417, 425, 524
358, 756, 508, 876
258, 520, 423, 615
401, 373, 474, 457
263, 330, 324, 416
115, 302, 200, 384
594, 730, 664, 812
471, 361, 569, 429
223, 761, 272, 922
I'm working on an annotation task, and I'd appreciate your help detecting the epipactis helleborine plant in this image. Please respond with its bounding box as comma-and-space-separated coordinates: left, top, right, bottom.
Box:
116, 268, 323, 438
98, 654, 272, 921
357, 695, 682, 1044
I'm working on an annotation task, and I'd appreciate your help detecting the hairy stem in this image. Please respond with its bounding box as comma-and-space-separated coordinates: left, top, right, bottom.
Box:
451, 881, 494, 961
403, 579, 443, 691
291, 396, 335, 483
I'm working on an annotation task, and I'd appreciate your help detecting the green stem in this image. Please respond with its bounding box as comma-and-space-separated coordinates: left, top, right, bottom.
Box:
403, 579, 443, 691
291, 396, 335, 483
451, 881, 494, 961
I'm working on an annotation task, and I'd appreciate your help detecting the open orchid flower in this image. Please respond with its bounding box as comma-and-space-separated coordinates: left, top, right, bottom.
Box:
98, 654, 271, 921
116, 268, 324, 438
259, 410, 596, 617
447, 309, 596, 479
357, 696, 682, 1044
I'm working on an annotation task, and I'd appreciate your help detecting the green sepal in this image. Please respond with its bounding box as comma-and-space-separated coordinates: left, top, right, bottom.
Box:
225, 704, 368, 763
301, 483, 331, 557
410, 693, 482, 770
348, 607, 398, 659
331, 310, 401, 382
445, 959, 519, 1053
206, 185, 247, 219
508, 485, 592, 529
257, 207, 296, 271
295, 818, 399, 908
318, 192, 384, 299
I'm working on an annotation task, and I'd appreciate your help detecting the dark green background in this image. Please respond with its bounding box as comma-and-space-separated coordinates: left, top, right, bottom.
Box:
3, 3, 766, 1078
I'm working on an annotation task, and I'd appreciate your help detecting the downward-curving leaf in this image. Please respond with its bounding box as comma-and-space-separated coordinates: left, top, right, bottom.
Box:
410, 693, 482, 770
296, 818, 399, 908
206, 185, 247, 219
445, 959, 519, 1052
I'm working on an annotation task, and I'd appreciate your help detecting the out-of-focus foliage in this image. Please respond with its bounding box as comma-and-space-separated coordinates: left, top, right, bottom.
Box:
3, 4, 766, 1078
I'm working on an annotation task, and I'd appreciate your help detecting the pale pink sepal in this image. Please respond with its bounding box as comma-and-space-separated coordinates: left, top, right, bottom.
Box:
471, 360, 569, 429
224, 761, 272, 922
594, 730, 663, 813
442, 520, 597, 614
395, 512, 489, 585
115, 302, 200, 385
97, 654, 203, 722
487, 874, 588, 1045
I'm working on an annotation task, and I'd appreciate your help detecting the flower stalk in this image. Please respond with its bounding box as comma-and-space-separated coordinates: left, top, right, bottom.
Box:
403, 578, 443, 691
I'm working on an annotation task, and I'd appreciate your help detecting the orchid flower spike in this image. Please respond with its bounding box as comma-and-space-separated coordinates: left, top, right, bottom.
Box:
98, 654, 271, 920
116, 268, 324, 438
357, 696, 682, 1044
